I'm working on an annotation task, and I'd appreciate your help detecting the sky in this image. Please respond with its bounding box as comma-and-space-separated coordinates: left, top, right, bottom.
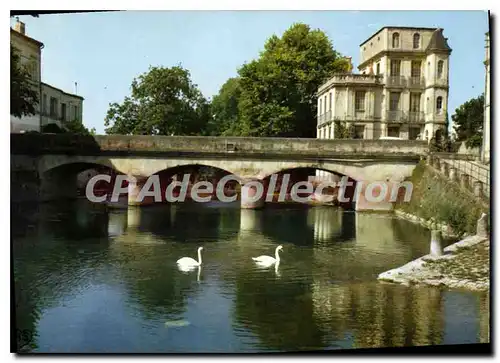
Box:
10, 10, 489, 134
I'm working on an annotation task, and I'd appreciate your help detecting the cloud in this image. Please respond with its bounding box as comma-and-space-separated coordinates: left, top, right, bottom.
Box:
367, 23, 380, 28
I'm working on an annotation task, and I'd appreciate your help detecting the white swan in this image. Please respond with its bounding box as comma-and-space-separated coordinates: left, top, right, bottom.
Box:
177, 247, 203, 269
252, 245, 283, 267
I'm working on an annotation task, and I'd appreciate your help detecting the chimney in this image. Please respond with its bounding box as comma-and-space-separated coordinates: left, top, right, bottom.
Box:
14, 18, 25, 35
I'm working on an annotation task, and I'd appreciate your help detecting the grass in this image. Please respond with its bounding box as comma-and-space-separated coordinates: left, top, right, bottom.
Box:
396, 160, 488, 236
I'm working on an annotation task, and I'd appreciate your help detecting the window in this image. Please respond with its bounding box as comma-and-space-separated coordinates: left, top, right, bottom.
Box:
354, 91, 365, 112
389, 92, 401, 111
50, 97, 58, 118
61, 103, 67, 121
354, 125, 365, 139
427, 61, 431, 78
390, 60, 401, 76
324, 95, 327, 113
437, 60, 444, 78
376, 63, 380, 75
409, 127, 420, 140
319, 99, 322, 115
388, 126, 400, 137
355, 91, 366, 111
392, 32, 400, 48
73, 105, 78, 121
329, 93, 332, 110
410, 93, 421, 112
413, 33, 420, 49
411, 61, 421, 78
42, 94, 47, 115
436, 96, 443, 114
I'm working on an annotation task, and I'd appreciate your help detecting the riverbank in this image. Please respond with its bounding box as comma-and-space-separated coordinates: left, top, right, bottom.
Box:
394, 210, 459, 239
378, 234, 490, 291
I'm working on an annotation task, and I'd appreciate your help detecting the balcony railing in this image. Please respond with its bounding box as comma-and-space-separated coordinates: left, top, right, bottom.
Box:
408, 76, 425, 88
317, 110, 333, 125
432, 77, 449, 87
386, 110, 407, 122
386, 75, 406, 87
408, 111, 425, 123
334, 113, 375, 121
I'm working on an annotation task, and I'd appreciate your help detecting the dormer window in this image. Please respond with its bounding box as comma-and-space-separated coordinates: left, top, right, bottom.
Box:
413, 33, 420, 49
392, 32, 400, 48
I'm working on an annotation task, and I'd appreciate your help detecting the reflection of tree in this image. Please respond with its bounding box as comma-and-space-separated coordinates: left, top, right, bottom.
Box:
110, 231, 204, 321
312, 281, 445, 348
232, 271, 328, 351
260, 205, 315, 246
12, 201, 112, 352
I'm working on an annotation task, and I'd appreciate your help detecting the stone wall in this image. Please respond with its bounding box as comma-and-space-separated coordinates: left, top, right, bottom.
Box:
11, 133, 428, 158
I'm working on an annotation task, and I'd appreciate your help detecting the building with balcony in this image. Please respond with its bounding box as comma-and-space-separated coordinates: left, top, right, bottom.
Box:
316, 26, 452, 143
10, 18, 84, 133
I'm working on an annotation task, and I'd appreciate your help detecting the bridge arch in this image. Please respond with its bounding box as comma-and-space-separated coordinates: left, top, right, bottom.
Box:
39, 161, 123, 202
260, 166, 358, 210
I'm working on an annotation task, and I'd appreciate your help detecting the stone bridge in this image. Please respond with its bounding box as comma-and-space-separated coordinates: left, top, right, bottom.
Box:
11, 134, 428, 211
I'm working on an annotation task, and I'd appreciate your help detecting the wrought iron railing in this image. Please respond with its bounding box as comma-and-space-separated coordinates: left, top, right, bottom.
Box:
387, 75, 406, 87
408, 111, 425, 122
408, 76, 425, 88
386, 110, 407, 122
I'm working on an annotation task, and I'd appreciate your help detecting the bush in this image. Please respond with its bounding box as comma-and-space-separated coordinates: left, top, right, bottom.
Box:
396, 160, 488, 236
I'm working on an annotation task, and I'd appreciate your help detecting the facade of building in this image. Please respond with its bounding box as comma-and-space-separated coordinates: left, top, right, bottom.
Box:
10, 19, 84, 133
10, 21, 43, 133
316, 26, 452, 143
481, 31, 490, 164
41, 82, 84, 129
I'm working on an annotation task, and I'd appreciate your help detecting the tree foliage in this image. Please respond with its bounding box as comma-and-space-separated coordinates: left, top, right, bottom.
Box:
333, 121, 354, 139
452, 94, 484, 148
105, 66, 210, 135
210, 23, 351, 137
206, 77, 242, 136
11, 43, 38, 118
41, 120, 96, 135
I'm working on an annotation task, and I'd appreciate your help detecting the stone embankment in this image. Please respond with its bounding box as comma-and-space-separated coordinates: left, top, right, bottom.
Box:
378, 213, 490, 292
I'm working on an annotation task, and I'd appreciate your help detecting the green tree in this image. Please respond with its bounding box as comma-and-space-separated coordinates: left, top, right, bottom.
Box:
333, 121, 354, 139
225, 23, 350, 138
207, 77, 242, 136
11, 43, 38, 118
104, 66, 210, 135
41, 120, 96, 135
452, 94, 484, 148
65, 119, 96, 135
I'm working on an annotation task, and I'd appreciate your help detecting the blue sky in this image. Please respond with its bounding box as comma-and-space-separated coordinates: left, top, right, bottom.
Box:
11, 10, 489, 134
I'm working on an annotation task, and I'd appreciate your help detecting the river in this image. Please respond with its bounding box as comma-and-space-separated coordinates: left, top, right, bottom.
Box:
12, 199, 489, 353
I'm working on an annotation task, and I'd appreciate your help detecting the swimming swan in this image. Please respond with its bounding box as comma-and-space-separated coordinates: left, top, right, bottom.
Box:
177, 247, 203, 269
252, 245, 283, 266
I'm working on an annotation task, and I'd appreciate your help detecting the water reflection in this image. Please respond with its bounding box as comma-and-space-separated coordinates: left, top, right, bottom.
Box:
12, 201, 489, 352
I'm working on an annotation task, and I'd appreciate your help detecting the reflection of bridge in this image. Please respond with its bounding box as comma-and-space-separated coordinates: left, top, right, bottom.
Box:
110, 204, 403, 257
12, 134, 427, 211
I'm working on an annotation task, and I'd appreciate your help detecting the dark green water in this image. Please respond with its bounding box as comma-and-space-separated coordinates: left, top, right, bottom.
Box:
12, 200, 489, 353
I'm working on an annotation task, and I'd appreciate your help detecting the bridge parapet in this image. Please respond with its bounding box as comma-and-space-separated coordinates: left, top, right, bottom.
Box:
11, 133, 428, 158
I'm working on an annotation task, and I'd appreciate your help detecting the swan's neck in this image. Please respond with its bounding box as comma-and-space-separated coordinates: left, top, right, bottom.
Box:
198, 249, 202, 265
275, 248, 280, 262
